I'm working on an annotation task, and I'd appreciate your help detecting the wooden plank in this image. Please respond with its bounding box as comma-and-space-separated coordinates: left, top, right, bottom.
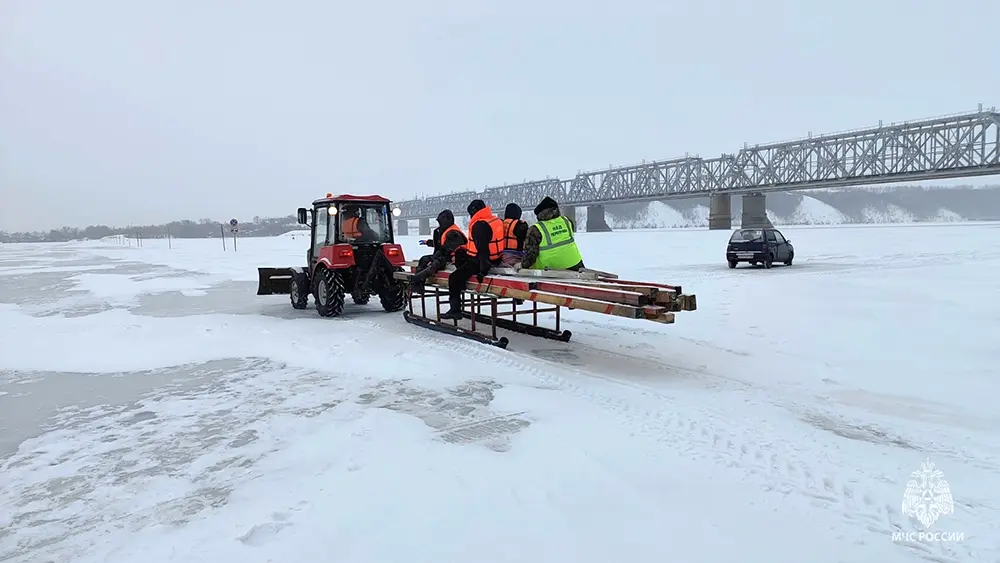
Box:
564, 279, 663, 297
642, 305, 667, 318
532, 280, 647, 306
423, 272, 537, 293
578, 267, 619, 279
500, 267, 604, 280
420, 273, 648, 306
646, 312, 675, 324
597, 277, 681, 292
677, 294, 697, 311
396, 270, 530, 289
567, 279, 693, 310
403, 261, 612, 281
518, 290, 646, 319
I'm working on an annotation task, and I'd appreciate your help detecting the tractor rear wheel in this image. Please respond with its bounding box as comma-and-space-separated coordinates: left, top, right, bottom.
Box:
290, 271, 309, 309
315, 268, 346, 317
379, 277, 407, 312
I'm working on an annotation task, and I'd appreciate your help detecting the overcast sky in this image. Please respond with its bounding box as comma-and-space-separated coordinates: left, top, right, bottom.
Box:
2, 0, 999, 232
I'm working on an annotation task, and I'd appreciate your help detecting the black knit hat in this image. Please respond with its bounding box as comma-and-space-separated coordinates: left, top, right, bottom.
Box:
467, 199, 486, 215
533, 196, 559, 216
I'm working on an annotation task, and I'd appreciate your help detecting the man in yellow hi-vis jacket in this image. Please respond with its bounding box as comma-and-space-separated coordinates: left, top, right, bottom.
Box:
521, 196, 585, 271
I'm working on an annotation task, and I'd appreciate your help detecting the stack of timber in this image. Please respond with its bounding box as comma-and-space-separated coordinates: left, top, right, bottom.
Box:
394, 261, 696, 324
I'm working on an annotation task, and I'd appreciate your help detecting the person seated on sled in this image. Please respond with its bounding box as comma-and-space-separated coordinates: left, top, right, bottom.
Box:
441, 199, 505, 320
500, 203, 529, 267
521, 196, 585, 271
340, 206, 377, 241
410, 209, 467, 290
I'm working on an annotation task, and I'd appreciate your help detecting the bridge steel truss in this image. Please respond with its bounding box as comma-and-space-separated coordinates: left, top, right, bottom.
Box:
396, 109, 1000, 219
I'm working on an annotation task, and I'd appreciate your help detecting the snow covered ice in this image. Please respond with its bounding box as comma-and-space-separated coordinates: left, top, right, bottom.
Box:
1, 223, 999, 563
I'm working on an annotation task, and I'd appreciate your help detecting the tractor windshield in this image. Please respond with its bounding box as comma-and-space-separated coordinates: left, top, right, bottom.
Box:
335, 203, 392, 244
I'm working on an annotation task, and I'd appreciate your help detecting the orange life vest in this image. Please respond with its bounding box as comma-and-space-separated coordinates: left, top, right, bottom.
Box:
465, 207, 505, 260
437, 224, 464, 258
502, 218, 522, 250
342, 217, 361, 238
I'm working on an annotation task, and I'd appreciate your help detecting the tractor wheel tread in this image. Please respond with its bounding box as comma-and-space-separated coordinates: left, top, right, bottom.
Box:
290, 271, 309, 309
379, 278, 407, 312
315, 268, 346, 317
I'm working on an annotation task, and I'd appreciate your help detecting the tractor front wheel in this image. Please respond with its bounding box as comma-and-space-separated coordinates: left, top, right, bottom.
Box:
379, 276, 407, 313
315, 268, 346, 317
290, 271, 309, 309
352, 292, 370, 305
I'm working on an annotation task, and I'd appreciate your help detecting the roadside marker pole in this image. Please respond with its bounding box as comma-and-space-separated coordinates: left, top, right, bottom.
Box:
230, 218, 239, 252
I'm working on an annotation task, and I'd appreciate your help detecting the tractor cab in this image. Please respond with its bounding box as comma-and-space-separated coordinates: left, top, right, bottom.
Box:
258, 194, 408, 317
298, 194, 403, 268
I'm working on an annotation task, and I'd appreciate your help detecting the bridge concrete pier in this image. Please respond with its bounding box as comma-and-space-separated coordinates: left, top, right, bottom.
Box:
397, 219, 409, 236
586, 205, 612, 232
708, 193, 732, 230
740, 192, 773, 229
562, 206, 577, 227
418, 217, 431, 236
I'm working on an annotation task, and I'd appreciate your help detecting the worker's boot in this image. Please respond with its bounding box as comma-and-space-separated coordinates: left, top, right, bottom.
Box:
440, 295, 464, 320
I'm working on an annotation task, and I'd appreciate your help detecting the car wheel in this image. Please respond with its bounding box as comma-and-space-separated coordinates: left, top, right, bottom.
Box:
764, 254, 773, 269
784, 252, 793, 266
728, 260, 737, 269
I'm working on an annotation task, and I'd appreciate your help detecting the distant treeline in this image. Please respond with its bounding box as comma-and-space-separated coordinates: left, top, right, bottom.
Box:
0, 215, 301, 244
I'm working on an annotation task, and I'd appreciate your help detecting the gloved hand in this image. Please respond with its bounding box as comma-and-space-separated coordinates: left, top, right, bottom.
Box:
476, 273, 485, 283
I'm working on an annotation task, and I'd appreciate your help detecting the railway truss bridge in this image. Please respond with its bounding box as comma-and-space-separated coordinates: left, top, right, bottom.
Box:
394, 106, 1000, 233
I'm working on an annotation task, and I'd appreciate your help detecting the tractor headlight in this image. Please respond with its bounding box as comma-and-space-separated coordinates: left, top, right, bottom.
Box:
391, 207, 402, 217
327, 207, 338, 216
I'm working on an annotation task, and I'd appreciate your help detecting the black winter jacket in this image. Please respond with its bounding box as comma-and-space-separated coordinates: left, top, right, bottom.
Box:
425, 210, 467, 258
469, 221, 496, 274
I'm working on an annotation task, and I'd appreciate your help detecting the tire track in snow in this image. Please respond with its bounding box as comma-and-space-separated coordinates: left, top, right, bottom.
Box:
570, 318, 1000, 479
352, 315, 988, 563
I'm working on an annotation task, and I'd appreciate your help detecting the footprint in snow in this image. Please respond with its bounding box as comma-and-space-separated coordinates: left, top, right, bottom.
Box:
237, 513, 293, 546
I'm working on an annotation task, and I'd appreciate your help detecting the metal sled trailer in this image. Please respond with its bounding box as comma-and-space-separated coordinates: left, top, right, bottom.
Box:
393, 263, 697, 349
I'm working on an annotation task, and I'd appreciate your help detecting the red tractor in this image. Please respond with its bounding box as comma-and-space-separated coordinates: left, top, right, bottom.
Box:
257, 194, 409, 317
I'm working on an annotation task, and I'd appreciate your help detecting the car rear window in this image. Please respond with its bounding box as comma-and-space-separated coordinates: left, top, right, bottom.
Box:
730, 229, 763, 242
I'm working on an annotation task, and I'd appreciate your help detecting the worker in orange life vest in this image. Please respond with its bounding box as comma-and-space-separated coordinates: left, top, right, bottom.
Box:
410, 209, 467, 290
500, 202, 529, 267
340, 206, 376, 241
441, 199, 505, 320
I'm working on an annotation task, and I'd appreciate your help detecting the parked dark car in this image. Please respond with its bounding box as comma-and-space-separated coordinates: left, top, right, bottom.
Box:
726, 228, 794, 268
